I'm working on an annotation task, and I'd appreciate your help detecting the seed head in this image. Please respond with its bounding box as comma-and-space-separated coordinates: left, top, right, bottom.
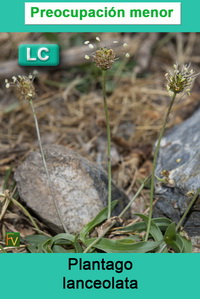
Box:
166, 63, 198, 95
94, 47, 116, 70
5, 72, 37, 101
84, 37, 130, 71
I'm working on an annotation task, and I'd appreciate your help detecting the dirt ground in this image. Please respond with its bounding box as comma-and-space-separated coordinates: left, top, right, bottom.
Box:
1, 32, 200, 252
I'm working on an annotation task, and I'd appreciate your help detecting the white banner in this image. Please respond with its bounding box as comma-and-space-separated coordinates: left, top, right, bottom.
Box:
25, 2, 181, 25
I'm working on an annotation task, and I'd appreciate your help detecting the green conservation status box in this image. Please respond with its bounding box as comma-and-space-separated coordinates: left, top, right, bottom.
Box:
18, 44, 60, 66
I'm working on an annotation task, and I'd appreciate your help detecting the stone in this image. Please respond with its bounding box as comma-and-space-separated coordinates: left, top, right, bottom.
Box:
14, 145, 130, 234
154, 108, 200, 236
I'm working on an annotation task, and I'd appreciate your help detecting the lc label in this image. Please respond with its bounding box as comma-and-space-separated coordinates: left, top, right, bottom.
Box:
18, 44, 60, 66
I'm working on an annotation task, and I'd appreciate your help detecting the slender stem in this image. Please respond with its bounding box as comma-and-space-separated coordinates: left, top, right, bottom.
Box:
29, 100, 50, 181
83, 177, 148, 253
102, 70, 112, 219
0, 193, 40, 233
0, 197, 10, 221
29, 100, 67, 233
176, 188, 200, 231
145, 92, 177, 241
11, 197, 40, 232
118, 176, 150, 218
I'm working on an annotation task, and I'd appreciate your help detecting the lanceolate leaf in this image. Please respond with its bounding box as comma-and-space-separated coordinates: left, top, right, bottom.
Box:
135, 214, 164, 242
165, 233, 192, 253
116, 217, 172, 234
74, 235, 83, 253
25, 235, 51, 253
167, 235, 183, 253
164, 222, 176, 244
80, 200, 118, 242
49, 233, 75, 246
179, 236, 192, 253
52, 245, 73, 253
42, 239, 53, 253
84, 238, 162, 253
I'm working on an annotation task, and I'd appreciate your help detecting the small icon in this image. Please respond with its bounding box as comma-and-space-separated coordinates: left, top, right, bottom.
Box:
18, 44, 60, 66
5, 232, 20, 247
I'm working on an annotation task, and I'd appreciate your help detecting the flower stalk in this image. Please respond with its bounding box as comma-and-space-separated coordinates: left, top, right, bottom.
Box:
102, 70, 112, 219
145, 92, 176, 241
29, 99, 67, 232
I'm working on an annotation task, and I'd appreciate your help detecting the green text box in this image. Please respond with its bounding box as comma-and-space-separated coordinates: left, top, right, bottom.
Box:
0, 254, 200, 298
18, 44, 60, 66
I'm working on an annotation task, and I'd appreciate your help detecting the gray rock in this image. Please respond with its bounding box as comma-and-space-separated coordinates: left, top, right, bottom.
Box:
154, 107, 200, 236
14, 145, 130, 234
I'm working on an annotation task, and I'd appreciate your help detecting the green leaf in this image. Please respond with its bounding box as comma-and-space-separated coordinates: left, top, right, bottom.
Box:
25, 234, 50, 243
50, 233, 81, 253
167, 235, 183, 252
26, 244, 40, 253
135, 214, 164, 242
179, 236, 192, 253
25, 233, 83, 253
163, 223, 192, 253
53, 239, 74, 246
49, 233, 75, 246
25, 235, 51, 253
74, 235, 83, 253
124, 235, 142, 241
117, 217, 172, 234
153, 218, 172, 230
52, 245, 71, 253
42, 239, 53, 253
164, 222, 176, 244
166, 234, 192, 253
160, 243, 169, 253
80, 200, 118, 242
117, 221, 147, 232
84, 238, 162, 253
117, 238, 136, 244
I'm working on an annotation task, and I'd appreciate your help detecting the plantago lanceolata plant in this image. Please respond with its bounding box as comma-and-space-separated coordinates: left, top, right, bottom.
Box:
84, 37, 130, 220
5, 72, 67, 233
145, 63, 199, 241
